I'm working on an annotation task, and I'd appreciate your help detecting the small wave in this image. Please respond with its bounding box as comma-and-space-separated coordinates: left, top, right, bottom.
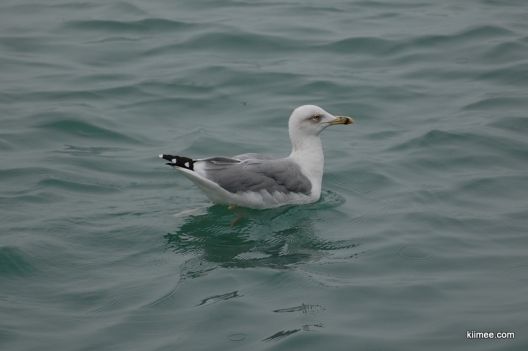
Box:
354, 0, 429, 9
389, 129, 470, 151
319, 36, 395, 55
0, 192, 61, 206
397, 246, 430, 260
62, 18, 194, 34
454, 174, 527, 200
315, 240, 359, 251
489, 116, 528, 134
0, 247, 36, 277
38, 119, 138, 143
20, 83, 148, 103
477, 62, 528, 86
0, 35, 52, 54
196, 290, 241, 307
102, 2, 148, 16
263, 328, 301, 342
389, 128, 528, 165
318, 25, 515, 58
175, 31, 300, 53
5, 2, 95, 13
331, 167, 399, 197
38, 178, 120, 194
273, 303, 325, 313
481, 40, 528, 63
463, 95, 528, 111
406, 25, 514, 49
0, 137, 13, 151
481, 0, 526, 7
0, 167, 52, 182
300, 80, 350, 93
54, 145, 125, 156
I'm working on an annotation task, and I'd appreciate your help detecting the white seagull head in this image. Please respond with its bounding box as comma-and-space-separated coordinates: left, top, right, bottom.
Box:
288, 105, 353, 149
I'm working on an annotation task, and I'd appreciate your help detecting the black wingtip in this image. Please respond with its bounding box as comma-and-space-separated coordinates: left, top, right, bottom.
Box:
159, 154, 195, 170
159, 154, 175, 162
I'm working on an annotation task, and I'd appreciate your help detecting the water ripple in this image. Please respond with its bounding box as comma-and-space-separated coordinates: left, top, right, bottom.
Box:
62, 18, 195, 34
0, 247, 36, 277
406, 25, 514, 48
37, 119, 139, 143
319, 37, 395, 55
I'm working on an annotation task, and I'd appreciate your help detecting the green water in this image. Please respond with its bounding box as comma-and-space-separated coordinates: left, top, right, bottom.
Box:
1, 0, 527, 350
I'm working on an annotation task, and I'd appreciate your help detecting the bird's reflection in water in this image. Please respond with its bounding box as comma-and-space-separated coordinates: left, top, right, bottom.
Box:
166, 205, 317, 270
163, 191, 360, 341
164, 190, 358, 279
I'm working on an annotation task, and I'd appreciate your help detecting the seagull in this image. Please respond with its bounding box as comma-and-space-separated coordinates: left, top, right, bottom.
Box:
160, 105, 353, 209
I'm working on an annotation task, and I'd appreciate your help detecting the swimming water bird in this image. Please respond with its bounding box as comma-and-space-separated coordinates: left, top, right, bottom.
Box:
160, 105, 353, 209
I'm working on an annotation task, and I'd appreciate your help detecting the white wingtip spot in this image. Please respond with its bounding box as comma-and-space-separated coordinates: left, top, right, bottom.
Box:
159, 154, 164, 158
184, 162, 189, 168
172, 158, 176, 163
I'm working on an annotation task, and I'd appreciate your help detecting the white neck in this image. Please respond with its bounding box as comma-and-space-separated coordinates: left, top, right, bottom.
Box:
289, 133, 325, 196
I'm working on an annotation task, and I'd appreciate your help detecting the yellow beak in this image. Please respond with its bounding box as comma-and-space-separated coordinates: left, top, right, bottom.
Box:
328, 116, 354, 125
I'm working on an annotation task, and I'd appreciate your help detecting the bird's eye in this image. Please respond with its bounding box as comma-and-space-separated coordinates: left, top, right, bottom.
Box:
311, 115, 321, 122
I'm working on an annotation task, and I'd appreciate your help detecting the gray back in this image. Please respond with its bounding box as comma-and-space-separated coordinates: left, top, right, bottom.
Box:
201, 157, 312, 195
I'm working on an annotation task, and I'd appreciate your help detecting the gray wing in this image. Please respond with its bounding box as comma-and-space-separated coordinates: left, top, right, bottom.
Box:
198, 157, 312, 195
234, 153, 275, 161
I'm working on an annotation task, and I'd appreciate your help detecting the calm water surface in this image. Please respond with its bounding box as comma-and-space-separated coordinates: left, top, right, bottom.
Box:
1, 0, 527, 350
